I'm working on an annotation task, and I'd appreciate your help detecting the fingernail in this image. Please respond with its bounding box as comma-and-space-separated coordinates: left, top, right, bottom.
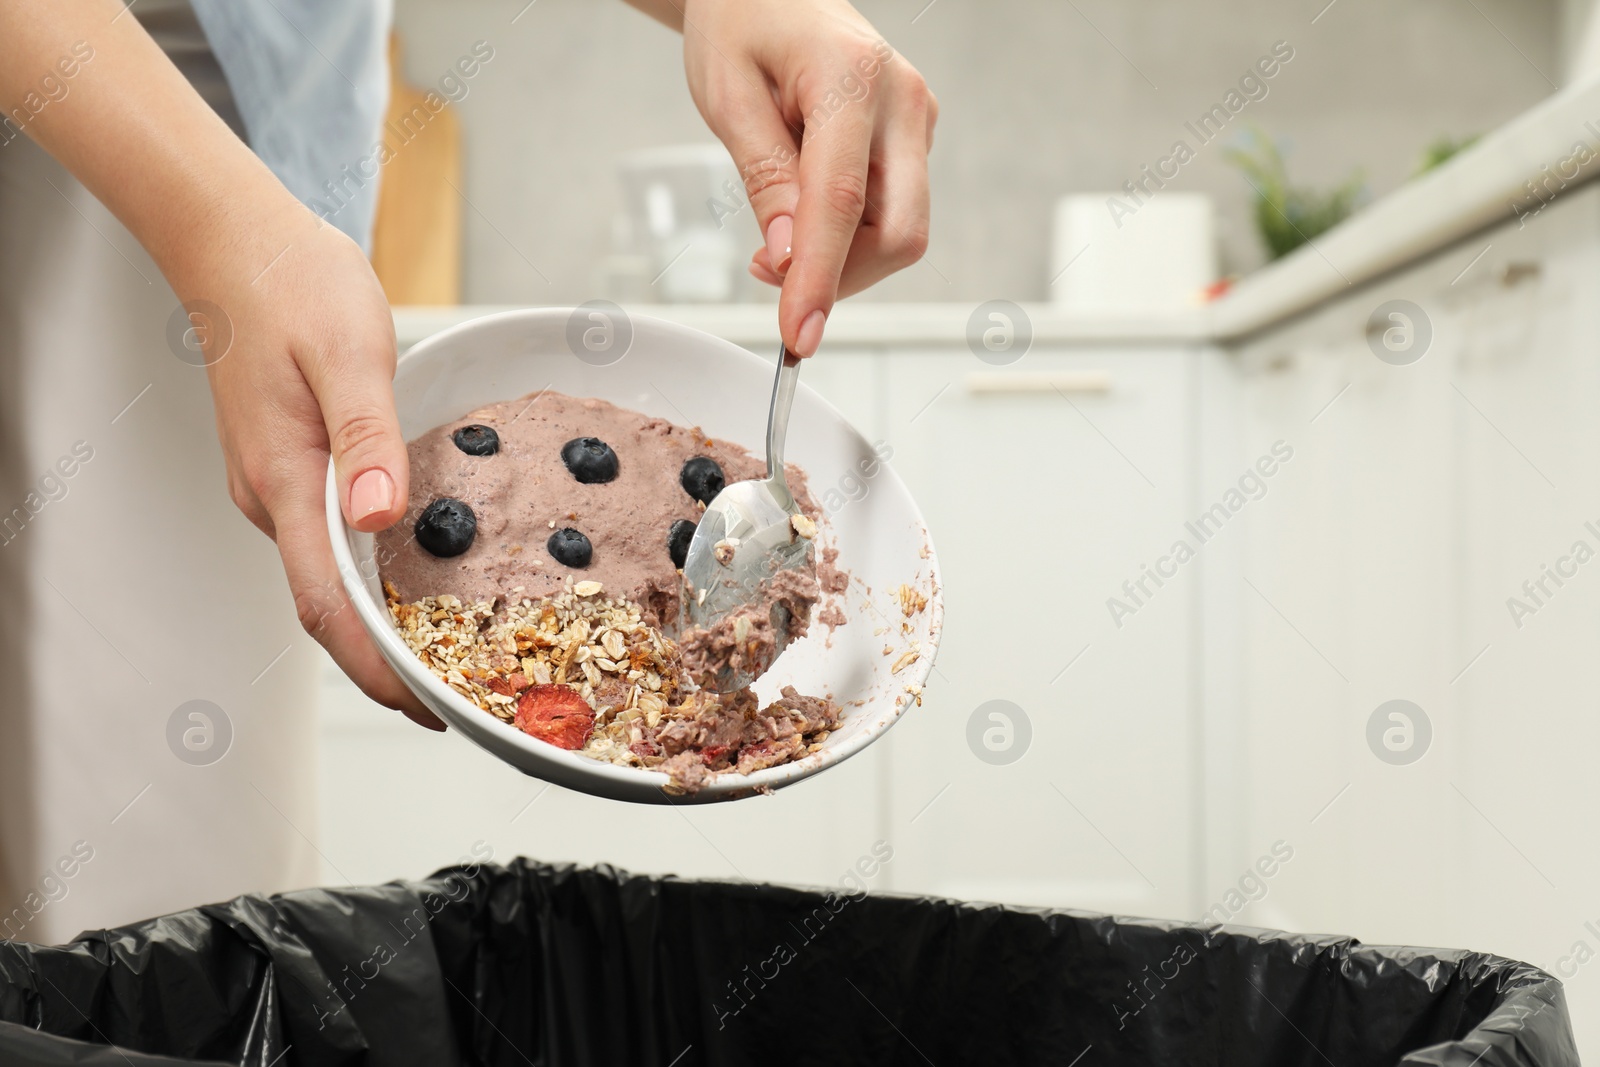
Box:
350, 468, 395, 521
795, 309, 826, 358
766, 215, 793, 275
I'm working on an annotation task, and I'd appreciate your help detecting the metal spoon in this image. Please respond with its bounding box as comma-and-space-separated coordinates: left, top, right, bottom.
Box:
681, 345, 811, 691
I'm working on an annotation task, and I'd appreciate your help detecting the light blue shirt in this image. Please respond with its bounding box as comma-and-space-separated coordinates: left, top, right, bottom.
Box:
189, 0, 392, 250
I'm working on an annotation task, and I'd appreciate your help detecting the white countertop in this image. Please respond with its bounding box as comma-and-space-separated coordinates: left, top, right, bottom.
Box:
394, 74, 1600, 351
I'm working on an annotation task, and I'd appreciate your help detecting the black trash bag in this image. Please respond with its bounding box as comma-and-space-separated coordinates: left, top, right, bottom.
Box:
0, 858, 1578, 1067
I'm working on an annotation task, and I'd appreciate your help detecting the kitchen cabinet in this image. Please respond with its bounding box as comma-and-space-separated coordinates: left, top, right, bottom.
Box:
878, 346, 1201, 917
1218, 185, 1600, 1027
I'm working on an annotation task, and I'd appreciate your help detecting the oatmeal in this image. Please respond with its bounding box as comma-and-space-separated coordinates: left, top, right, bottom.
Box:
379, 389, 848, 793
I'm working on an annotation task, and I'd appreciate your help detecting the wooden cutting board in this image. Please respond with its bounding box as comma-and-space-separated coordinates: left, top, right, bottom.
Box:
370, 33, 462, 306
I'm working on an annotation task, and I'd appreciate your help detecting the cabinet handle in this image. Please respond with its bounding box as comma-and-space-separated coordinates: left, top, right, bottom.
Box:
966, 371, 1112, 395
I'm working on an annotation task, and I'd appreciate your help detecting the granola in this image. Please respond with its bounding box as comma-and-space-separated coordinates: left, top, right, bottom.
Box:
386, 579, 839, 793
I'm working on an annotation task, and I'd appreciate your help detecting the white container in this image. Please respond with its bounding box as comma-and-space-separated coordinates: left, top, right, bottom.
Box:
1051, 192, 1217, 312
326, 308, 942, 804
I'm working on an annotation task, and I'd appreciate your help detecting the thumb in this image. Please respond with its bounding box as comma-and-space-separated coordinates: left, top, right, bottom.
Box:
304, 341, 411, 534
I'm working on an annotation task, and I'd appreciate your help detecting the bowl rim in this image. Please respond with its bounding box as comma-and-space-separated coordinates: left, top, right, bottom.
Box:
325, 306, 943, 801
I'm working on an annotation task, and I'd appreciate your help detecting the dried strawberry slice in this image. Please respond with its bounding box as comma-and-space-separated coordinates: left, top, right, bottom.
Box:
513, 684, 595, 750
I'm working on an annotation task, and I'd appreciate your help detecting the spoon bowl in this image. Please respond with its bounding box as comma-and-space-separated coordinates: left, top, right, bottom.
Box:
681, 350, 807, 690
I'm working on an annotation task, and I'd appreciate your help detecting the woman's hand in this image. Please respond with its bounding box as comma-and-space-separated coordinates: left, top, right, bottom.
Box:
2, 1, 440, 729
171, 210, 443, 730
627, 0, 937, 357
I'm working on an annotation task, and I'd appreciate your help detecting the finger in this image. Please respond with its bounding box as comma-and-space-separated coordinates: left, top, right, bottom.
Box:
300, 330, 410, 535
216, 411, 276, 536
269, 467, 445, 730
227, 470, 276, 538
826, 85, 933, 300
705, 75, 803, 276
398, 703, 446, 731
748, 250, 783, 287
783, 103, 873, 357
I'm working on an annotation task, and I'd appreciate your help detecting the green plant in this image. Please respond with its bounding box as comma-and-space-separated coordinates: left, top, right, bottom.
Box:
1414, 134, 1479, 176
1224, 127, 1365, 261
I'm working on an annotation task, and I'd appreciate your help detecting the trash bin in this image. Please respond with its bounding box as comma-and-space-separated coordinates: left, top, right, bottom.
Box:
0, 859, 1578, 1066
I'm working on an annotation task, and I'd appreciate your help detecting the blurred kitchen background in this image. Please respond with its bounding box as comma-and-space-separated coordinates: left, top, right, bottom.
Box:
271, 0, 1600, 1059
373, 0, 1579, 305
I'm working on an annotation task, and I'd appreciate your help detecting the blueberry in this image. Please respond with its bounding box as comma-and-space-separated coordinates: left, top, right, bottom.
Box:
680, 456, 725, 505
668, 519, 696, 569
414, 498, 477, 558
548, 527, 593, 568
560, 437, 619, 484
452, 424, 500, 456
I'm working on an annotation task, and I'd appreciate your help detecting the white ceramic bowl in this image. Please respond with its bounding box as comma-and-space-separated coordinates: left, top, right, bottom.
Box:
326, 308, 942, 803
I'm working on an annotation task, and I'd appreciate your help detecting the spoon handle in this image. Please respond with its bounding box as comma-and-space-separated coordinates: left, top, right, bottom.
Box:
766, 345, 800, 485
